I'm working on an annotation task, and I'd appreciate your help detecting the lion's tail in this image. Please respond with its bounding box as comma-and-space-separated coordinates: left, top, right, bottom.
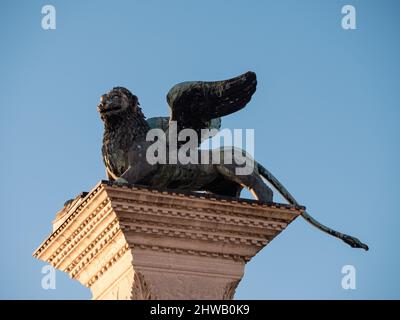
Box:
257, 163, 369, 251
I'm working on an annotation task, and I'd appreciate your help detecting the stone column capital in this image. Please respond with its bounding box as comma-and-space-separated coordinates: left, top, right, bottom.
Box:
33, 181, 303, 299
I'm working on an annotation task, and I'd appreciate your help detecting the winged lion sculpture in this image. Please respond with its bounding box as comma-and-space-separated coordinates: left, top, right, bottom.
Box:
97, 71, 368, 250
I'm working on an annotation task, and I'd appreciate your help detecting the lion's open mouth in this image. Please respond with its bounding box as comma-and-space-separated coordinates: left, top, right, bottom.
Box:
98, 104, 122, 114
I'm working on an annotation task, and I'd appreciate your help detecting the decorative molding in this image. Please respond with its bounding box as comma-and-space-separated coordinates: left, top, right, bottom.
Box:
133, 244, 249, 262
33, 183, 106, 257
86, 243, 130, 287
67, 220, 121, 277
50, 203, 113, 267
112, 199, 289, 229
101, 180, 305, 211
124, 222, 268, 247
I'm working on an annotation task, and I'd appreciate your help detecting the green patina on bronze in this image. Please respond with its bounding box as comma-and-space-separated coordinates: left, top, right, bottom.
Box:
97, 71, 368, 251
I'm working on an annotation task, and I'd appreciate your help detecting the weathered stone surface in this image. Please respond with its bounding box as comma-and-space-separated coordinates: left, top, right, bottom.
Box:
33, 181, 303, 300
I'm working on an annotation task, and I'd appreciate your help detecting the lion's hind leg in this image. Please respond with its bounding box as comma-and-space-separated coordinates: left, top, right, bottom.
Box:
215, 164, 273, 202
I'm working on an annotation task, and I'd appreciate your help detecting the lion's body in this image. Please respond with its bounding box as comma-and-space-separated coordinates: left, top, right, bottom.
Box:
102, 129, 272, 201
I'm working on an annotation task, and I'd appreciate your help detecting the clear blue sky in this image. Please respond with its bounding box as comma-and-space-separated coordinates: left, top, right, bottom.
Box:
0, 0, 399, 299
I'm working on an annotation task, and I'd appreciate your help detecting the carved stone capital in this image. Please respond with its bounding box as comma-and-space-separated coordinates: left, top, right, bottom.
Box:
33, 181, 303, 299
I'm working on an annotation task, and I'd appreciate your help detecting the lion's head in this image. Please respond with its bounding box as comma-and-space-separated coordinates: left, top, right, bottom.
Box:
97, 87, 141, 122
